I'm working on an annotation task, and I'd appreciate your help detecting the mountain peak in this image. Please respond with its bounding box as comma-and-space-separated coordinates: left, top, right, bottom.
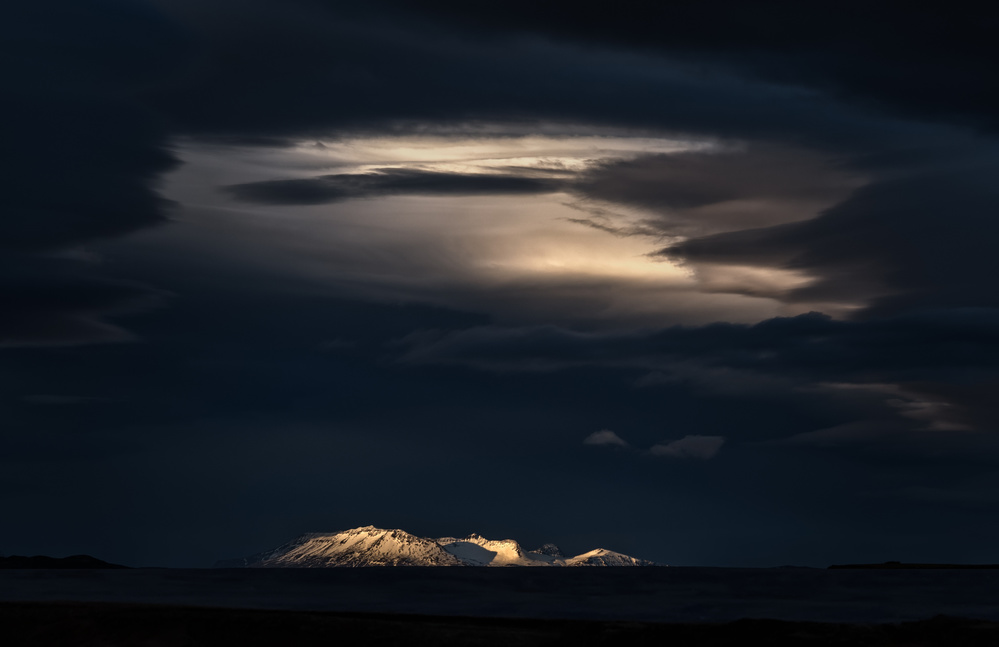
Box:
531, 543, 565, 558
564, 548, 658, 567
216, 526, 661, 568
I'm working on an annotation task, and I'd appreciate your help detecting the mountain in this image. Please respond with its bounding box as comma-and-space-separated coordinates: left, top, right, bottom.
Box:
437, 532, 551, 566
215, 526, 660, 567
215, 527, 462, 567
562, 548, 655, 567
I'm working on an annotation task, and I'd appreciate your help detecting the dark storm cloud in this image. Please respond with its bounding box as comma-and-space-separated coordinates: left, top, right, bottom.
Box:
147, 0, 930, 153
365, 0, 999, 134
226, 168, 565, 205
9, 0, 987, 347
0, 265, 160, 347
141, 0, 997, 326
3, 1, 181, 250
579, 147, 856, 213
0, 252, 167, 348
566, 145, 863, 241
661, 151, 999, 314
400, 310, 999, 377
399, 308, 999, 432
2, 1, 182, 345
2, 95, 175, 251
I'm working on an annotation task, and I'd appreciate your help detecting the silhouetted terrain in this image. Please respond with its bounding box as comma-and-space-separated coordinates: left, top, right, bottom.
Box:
0, 555, 128, 569
829, 562, 999, 570
6, 567, 999, 624
5, 602, 999, 646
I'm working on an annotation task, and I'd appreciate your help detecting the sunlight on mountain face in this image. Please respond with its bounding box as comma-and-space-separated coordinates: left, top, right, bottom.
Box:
156, 132, 855, 328
216, 525, 659, 568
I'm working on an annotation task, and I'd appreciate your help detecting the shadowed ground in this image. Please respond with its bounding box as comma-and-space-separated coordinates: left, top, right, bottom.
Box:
6, 568, 999, 623
6, 602, 999, 646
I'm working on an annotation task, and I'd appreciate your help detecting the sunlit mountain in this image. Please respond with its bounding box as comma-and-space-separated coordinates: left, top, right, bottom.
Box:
215, 526, 660, 567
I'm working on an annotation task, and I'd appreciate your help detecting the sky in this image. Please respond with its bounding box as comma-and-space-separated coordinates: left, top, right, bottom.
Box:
4, 1, 999, 568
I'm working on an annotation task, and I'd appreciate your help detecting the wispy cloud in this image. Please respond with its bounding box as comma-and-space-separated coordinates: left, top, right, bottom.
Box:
650, 435, 725, 459
583, 429, 629, 447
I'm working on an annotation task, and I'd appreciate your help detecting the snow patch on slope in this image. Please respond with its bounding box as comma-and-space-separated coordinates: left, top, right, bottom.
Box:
437, 533, 556, 566
564, 548, 657, 567
233, 526, 463, 567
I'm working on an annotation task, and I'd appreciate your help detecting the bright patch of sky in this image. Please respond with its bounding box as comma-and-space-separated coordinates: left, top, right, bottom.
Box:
146, 133, 846, 329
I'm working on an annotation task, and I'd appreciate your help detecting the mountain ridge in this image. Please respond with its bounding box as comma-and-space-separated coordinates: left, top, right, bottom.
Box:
215, 525, 660, 568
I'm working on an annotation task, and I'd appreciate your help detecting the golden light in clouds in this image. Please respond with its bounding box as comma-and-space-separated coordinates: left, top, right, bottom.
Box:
159, 133, 861, 328
297, 133, 711, 173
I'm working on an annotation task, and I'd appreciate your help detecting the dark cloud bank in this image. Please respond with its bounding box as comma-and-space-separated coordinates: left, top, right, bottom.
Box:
1, 1, 181, 346
4, 0, 999, 567
225, 169, 565, 205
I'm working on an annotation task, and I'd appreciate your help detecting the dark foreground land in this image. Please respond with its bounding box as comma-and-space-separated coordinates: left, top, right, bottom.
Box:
7, 567, 999, 645
6, 602, 999, 647
6, 567, 999, 623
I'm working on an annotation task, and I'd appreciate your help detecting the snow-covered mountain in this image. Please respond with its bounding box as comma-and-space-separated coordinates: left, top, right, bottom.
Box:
215, 526, 660, 567
562, 548, 655, 567
214, 527, 462, 567
437, 532, 552, 566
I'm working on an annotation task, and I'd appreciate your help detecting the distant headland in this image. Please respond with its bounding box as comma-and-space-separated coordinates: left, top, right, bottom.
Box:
0, 555, 128, 569
828, 561, 999, 570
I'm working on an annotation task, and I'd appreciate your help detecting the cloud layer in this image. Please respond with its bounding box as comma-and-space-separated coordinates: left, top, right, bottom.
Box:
4, 0, 999, 569
1, 1, 179, 346
651, 436, 726, 460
